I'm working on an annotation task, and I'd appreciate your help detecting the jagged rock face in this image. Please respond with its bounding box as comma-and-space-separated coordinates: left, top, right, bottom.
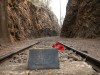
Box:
61, 0, 100, 38
7, 0, 60, 42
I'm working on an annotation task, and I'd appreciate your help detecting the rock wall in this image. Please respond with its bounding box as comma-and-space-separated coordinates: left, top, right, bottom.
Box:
61, 0, 100, 38
0, 0, 11, 43
7, 0, 60, 42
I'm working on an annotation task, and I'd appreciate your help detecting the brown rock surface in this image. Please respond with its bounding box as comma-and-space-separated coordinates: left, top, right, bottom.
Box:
61, 0, 100, 38
7, 0, 60, 42
0, 0, 11, 43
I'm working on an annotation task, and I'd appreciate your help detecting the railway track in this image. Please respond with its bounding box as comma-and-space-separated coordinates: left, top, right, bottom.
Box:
0, 41, 40, 63
0, 40, 99, 74
58, 42, 100, 72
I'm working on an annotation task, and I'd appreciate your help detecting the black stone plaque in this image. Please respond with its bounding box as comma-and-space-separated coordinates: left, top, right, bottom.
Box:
28, 48, 59, 70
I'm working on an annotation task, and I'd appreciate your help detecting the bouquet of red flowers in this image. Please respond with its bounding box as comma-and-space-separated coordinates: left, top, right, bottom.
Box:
52, 42, 65, 51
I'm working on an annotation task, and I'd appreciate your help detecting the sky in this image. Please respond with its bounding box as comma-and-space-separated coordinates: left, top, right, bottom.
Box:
49, 0, 68, 25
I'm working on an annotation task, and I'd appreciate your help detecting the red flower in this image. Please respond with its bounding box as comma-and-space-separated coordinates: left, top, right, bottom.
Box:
52, 42, 60, 48
57, 45, 65, 51
52, 44, 56, 48
52, 42, 65, 51
55, 42, 60, 46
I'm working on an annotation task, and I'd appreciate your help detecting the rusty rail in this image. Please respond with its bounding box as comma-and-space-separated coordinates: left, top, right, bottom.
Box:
0, 42, 40, 63
58, 42, 100, 72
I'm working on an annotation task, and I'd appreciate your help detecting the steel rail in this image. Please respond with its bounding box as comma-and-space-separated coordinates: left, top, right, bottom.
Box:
58, 42, 100, 72
0, 41, 40, 63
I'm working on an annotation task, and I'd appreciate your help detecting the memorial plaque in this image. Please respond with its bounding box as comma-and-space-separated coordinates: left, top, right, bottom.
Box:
28, 48, 59, 70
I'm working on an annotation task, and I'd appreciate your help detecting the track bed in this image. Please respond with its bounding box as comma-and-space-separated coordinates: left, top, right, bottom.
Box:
0, 37, 100, 75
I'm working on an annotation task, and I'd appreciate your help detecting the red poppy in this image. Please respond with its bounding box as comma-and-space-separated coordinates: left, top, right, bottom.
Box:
52, 44, 56, 48
55, 42, 60, 46
57, 45, 65, 51
52, 42, 65, 51
52, 42, 60, 48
